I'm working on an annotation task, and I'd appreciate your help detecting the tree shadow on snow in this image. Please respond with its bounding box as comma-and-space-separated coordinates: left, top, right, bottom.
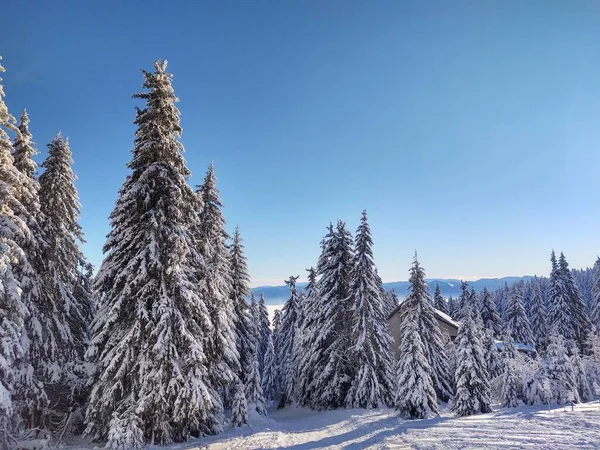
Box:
277, 414, 449, 450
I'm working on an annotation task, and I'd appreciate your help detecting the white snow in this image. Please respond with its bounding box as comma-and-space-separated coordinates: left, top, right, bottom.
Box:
133, 402, 600, 450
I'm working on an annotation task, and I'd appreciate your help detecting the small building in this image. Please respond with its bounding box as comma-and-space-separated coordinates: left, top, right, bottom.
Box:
387, 304, 460, 359
495, 340, 537, 358
386, 303, 538, 360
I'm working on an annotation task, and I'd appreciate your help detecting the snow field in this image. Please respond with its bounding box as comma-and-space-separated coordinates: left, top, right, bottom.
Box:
141, 402, 600, 450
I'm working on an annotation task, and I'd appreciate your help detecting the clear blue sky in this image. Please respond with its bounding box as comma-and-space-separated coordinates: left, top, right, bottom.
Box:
1, 1, 599, 286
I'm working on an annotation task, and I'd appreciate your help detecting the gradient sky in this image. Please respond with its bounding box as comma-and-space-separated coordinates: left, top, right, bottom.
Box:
1, 1, 599, 286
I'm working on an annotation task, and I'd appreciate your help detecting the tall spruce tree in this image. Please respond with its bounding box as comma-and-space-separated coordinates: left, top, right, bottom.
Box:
447, 295, 457, 319
272, 309, 282, 357
530, 278, 548, 353
570, 348, 592, 402
10, 109, 53, 430
249, 292, 259, 351
256, 292, 271, 374
39, 134, 94, 387
548, 251, 573, 341
195, 162, 239, 414
277, 275, 302, 407
229, 227, 263, 414
503, 284, 534, 345
433, 283, 447, 314
345, 211, 394, 408
500, 333, 520, 408
592, 258, 600, 329
230, 381, 248, 428
261, 336, 277, 402
457, 281, 471, 321
541, 332, 577, 405
482, 329, 502, 379
0, 55, 32, 445
296, 267, 319, 406
307, 221, 355, 409
558, 252, 590, 347
395, 254, 453, 403
452, 302, 492, 417
12, 110, 37, 178
386, 288, 399, 316
394, 255, 439, 418
480, 287, 501, 337
86, 60, 219, 446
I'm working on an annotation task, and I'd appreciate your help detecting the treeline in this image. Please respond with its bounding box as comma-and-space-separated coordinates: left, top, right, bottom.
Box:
271, 235, 600, 418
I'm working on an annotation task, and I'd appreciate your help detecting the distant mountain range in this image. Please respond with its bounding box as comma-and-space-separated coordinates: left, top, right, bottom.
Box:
252, 276, 533, 305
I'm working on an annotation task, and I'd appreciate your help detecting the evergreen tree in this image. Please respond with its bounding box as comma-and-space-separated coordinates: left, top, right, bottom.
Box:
559, 252, 591, 347
457, 281, 471, 321
447, 295, 457, 319
386, 288, 399, 316
395, 254, 453, 403
249, 292, 259, 350
570, 347, 592, 402
433, 283, 447, 314
229, 227, 257, 406
12, 110, 37, 178
500, 334, 520, 408
196, 162, 239, 412
261, 336, 277, 402
541, 332, 577, 405
277, 275, 302, 407
548, 251, 573, 342
40, 134, 94, 387
230, 381, 248, 428
10, 108, 53, 430
480, 287, 501, 337
592, 258, 600, 329
503, 285, 534, 345
246, 358, 267, 416
471, 287, 485, 329
295, 267, 320, 406
452, 303, 492, 416
345, 211, 394, 408
272, 309, 282, 357
394, 255, 439, 418
0, 55, 31, 446
530, 278, 548, 353
306, 222, 355, 409
86, 60, 219, 445
256, 292, 271, 374
483, 329, 502, 380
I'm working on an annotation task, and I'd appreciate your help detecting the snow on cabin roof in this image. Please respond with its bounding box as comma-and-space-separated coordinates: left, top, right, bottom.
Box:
494, 340, 537, 353
388, 302, 460, 331
433, 309, 460, 330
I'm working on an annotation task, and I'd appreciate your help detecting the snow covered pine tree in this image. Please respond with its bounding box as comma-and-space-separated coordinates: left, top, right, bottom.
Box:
0, 55, 32, 448
277, 275, 302, 407
306, 222, 355, 409
87, 60, 220, 447
345, 211, 394, 408
394, 254, 439, 419
229, 227, 266, 416
195, 162, 240, 417
453, 302, 492, 416
39, 133, 94, 424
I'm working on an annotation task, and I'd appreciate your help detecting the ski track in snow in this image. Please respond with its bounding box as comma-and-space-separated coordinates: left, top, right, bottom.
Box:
135, 402, 600, 450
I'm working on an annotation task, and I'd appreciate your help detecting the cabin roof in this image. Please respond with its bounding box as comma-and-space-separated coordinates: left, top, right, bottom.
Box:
388, 302, 460, 331
494, 340, 537, 353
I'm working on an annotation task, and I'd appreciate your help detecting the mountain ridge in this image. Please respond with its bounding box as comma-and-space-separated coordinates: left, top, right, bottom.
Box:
252, 276, 533, 305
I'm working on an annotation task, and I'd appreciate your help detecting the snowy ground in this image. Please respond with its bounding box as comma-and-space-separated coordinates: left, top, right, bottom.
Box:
135, 401, 600, 450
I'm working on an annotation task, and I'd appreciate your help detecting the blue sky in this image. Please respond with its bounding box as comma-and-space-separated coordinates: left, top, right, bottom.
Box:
1, 1, 599, 286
